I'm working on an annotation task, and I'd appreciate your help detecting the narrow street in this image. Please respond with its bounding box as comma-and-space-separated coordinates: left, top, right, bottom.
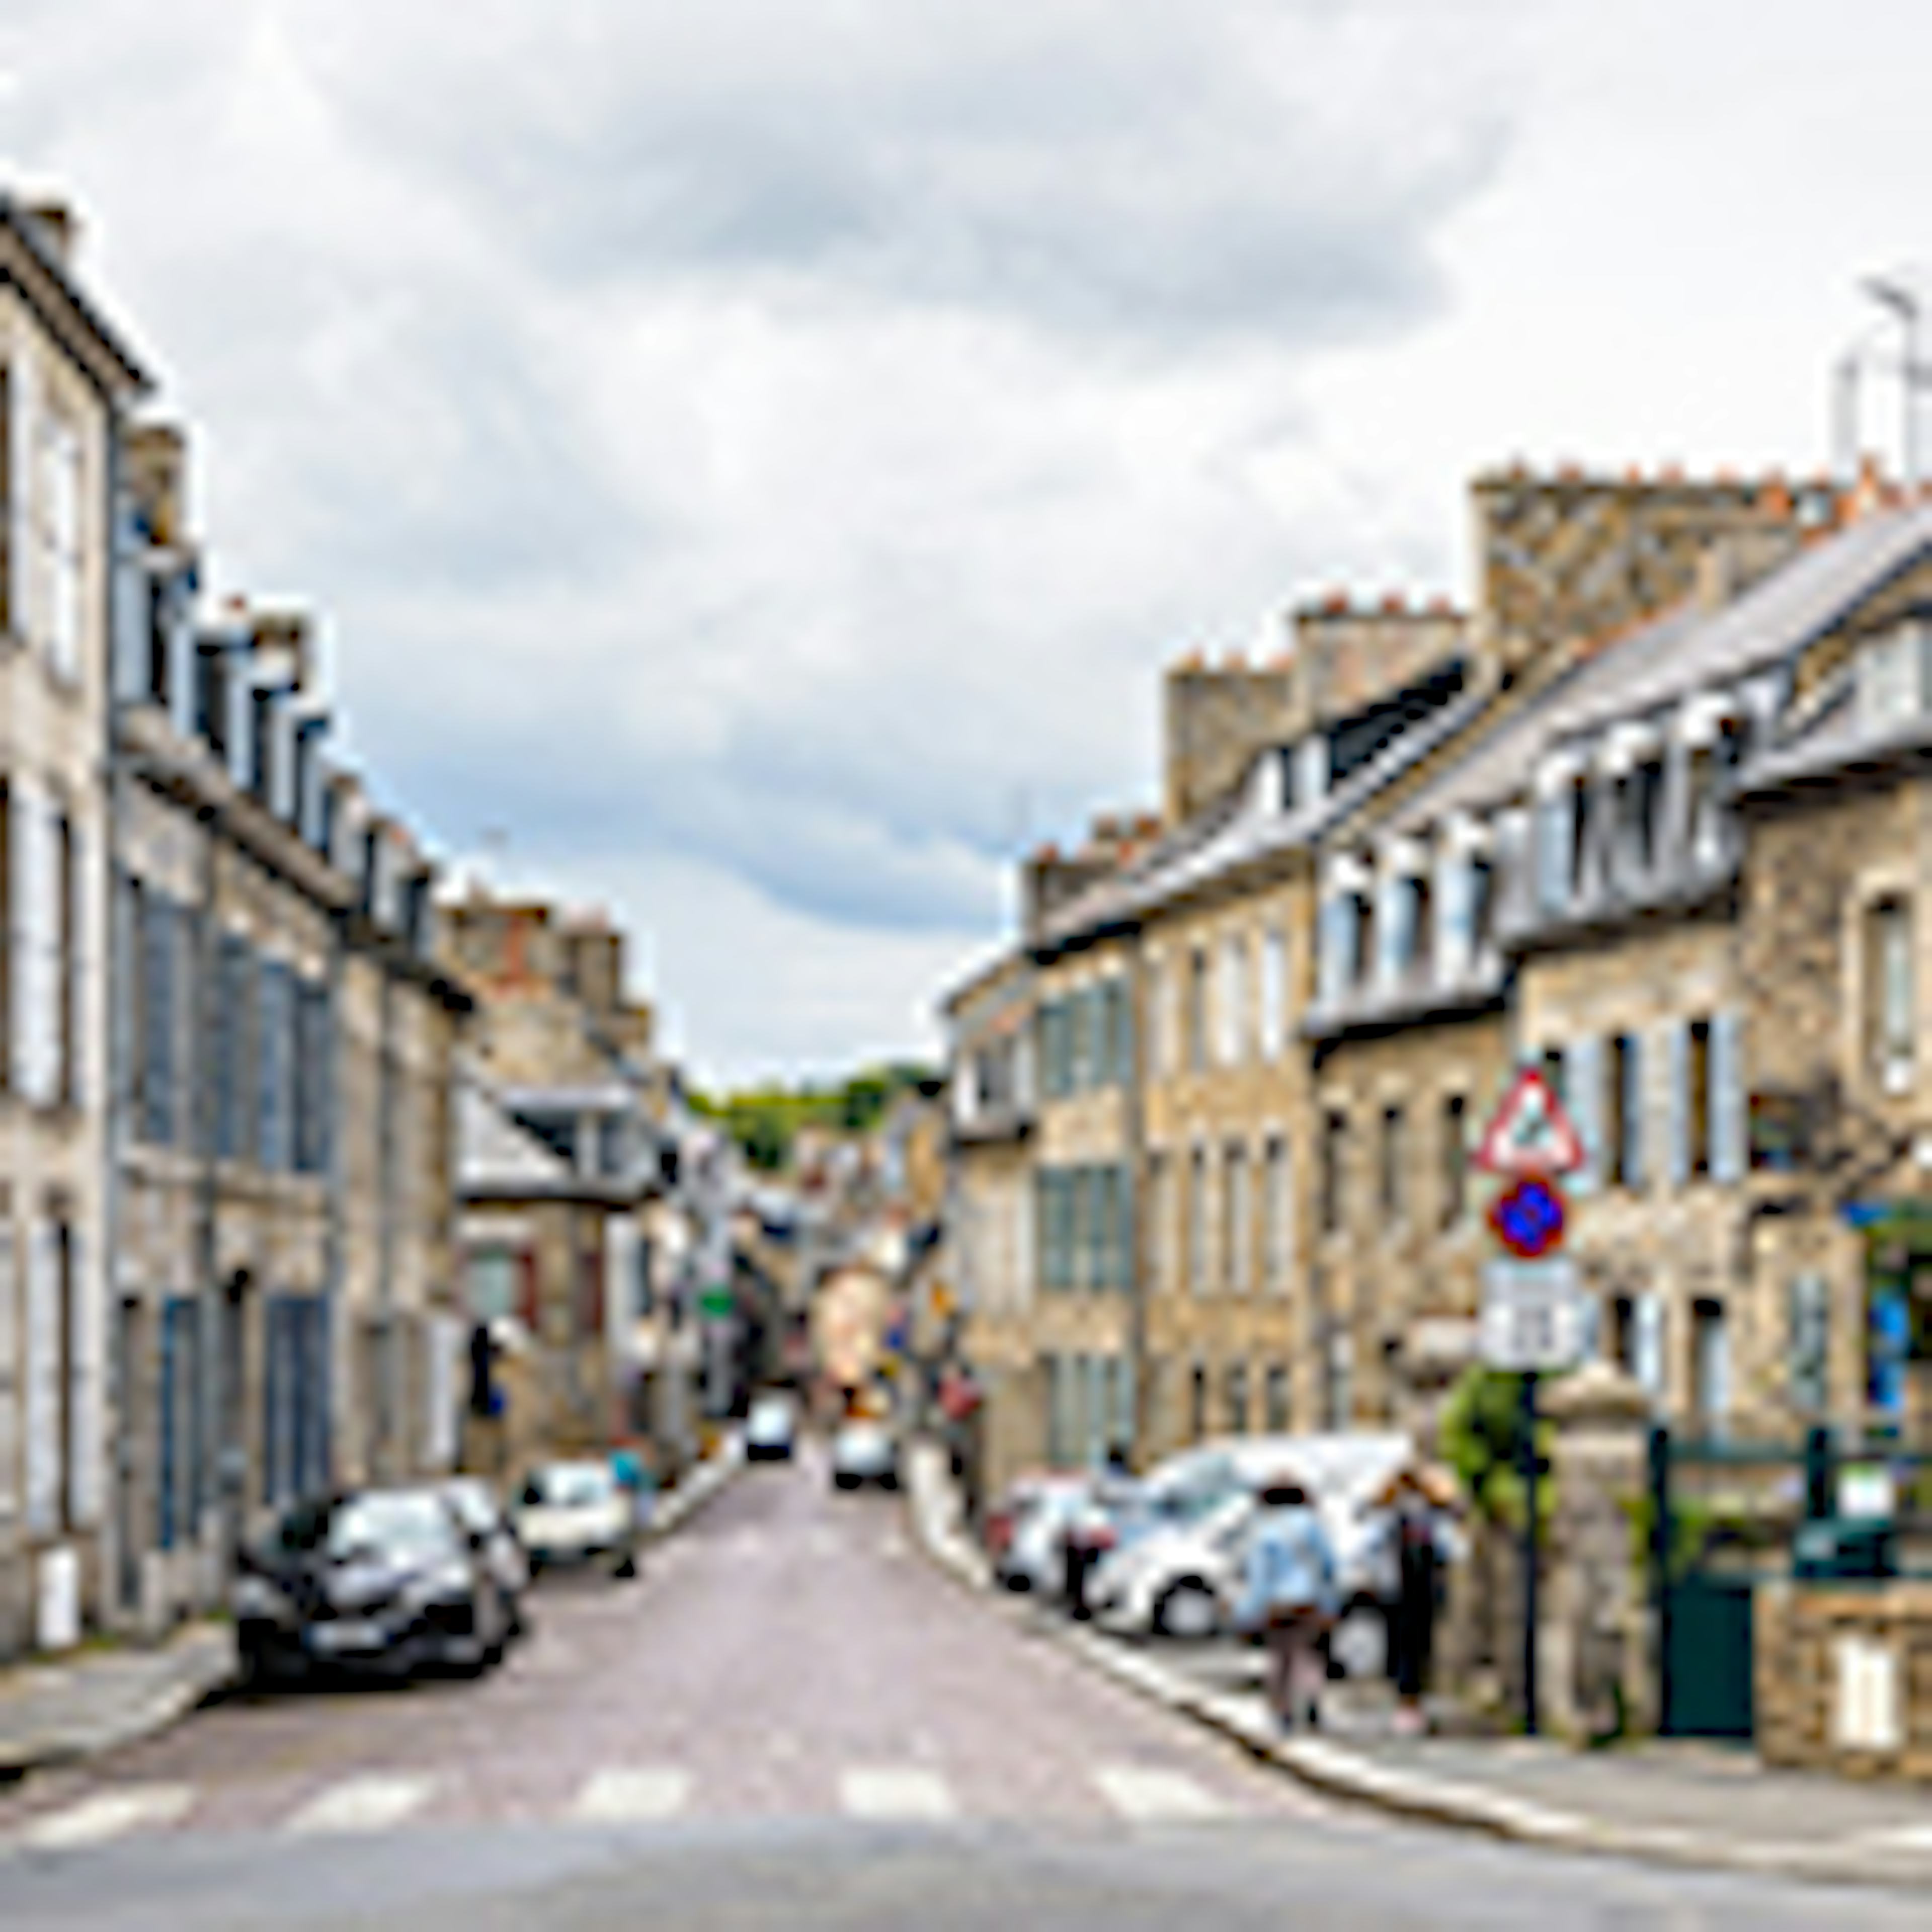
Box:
2, 1460, 1925, 1928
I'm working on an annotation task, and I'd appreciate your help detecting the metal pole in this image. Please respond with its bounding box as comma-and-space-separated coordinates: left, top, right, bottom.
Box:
1521, 1369, 1540, 1737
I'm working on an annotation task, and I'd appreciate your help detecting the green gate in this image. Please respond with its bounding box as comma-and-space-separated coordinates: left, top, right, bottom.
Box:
1650, 1427, 1932, 1740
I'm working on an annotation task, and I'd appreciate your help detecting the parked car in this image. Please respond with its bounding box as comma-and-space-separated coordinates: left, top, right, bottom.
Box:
438, 1476, 531, 1638
746, 1392, 798, 1462
513, 1460, 639, 1577
1088, 1433, 1416, 1643
995, 1476, 1099, 1595
829, 1418, 898, 1490
234, 1487, 513, 1686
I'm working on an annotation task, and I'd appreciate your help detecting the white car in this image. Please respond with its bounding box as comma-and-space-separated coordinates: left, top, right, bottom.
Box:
512, 1461, 638, 1577
1090, 1433, 1416, 1642
829, 1419, 898, 1490
746, 1393, 798, 1461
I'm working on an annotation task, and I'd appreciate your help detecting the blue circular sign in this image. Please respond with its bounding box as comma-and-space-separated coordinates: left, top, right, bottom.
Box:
1488, 1175, 1566, 1259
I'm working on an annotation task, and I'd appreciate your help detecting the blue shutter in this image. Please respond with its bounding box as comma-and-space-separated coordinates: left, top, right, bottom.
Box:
1634, 1293, 1666, 1401
1536, 791, 1572, 916
1710, 1010, 1746, 1183
1664, 1021, 1689, 1189
1439, 852, 1472, 981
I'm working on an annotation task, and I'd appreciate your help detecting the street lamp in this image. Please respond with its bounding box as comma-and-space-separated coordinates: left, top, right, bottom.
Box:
1863, 275, 1923, 487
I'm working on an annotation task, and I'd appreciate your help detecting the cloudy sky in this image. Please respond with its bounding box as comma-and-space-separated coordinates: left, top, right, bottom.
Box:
5, 2, 1927, 1084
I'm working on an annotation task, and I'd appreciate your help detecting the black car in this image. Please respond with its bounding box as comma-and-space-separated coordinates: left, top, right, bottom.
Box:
234, 1487, 514, 1687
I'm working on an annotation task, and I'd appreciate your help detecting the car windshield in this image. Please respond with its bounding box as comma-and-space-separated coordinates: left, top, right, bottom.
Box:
324, 1491, 459, 1563
528, 1464, 615, 1507
750, 1398, 790, 1428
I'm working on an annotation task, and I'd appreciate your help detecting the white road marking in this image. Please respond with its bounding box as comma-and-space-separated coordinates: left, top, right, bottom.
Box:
285, 1774, 435, 1835
1093, 1765, 1234, 1823
838, 1767, 957, 1821
571, 1768, 691, 1823
19, 1784, 196, 1850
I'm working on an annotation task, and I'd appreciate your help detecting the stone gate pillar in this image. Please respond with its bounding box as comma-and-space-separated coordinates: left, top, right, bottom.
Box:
1543, 1360, 1654, 1740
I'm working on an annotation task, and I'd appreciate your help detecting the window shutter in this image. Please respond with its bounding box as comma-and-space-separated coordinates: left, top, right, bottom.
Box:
1536, 792, 1572, 916
1113, 1352, 1136, 1452
1710, 1010, 1746, 1183
1375, 875, 1402, 988
1568, 1035, 1603, 1195
1664, 1020, 1689, 1189
1438, 851, 1473, 982
1634, 1292, 1666, 1400
1790, 1273, 1829, 1412
1318, 899, 1343, 1005
23, 1221, 58, 1533
67, 1226, 98, 1524
13, 782, 53, 1103
65, 820, 85, 1111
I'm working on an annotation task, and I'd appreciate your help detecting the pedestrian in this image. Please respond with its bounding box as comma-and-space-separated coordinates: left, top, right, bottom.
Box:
1377, 1466, 1462, 1735
1235, 1477, 1337, 1732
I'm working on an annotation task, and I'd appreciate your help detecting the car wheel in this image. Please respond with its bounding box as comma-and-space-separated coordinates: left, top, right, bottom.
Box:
833, 1473, 857, 1491
613, 1549, 639, 1580
1154, 1579, 1221, 1642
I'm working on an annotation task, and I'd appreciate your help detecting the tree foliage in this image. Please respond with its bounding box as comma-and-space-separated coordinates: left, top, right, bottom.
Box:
1439, 1365, 1556, 1536
689, 1062, 940, 1172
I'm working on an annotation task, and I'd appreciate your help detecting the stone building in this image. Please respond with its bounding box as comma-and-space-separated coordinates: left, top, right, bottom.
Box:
0, 198, 149, 1658
443, 889, 682, 1474
109, 430, 472, 1636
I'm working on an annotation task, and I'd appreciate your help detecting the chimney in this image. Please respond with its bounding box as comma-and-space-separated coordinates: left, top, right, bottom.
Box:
23, 200, 77, 267
125, 422, 188, 549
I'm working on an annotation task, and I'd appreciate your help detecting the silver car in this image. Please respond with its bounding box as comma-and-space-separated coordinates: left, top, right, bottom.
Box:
439, 1477, 532, 1639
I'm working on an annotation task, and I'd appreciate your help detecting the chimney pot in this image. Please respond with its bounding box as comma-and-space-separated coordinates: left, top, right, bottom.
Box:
23, 200, 77, 266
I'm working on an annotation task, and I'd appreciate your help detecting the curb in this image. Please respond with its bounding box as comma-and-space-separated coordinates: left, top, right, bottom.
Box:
1057, 1626, 1932, 1894
0, 1623, 237, 1780
901, 1439, 993, 1593
652, 1433, 744, 1539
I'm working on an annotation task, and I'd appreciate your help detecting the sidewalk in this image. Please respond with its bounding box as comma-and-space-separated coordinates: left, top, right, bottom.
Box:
898, 1447, 1932, 1892
0, 1621, 235, 1779
1067, 1624, 1932, 1892
0, 1433, 744, 1781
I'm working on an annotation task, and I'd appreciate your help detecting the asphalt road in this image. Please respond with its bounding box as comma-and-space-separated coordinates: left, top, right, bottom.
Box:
0, 1443, 1924, 1929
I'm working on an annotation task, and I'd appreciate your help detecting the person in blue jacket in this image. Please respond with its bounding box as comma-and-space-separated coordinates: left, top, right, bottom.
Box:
1234, 1477, 1338, 1732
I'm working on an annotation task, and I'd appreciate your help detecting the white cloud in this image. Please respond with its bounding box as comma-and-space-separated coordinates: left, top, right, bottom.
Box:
12, 1, 1920, 1083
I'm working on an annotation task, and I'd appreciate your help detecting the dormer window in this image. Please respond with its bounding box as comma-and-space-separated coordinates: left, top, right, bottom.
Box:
196, 643, 228, 755
146, 577, 171, 706
1468, 852, 1496, 952
250, 688, 274, 803
1857, 618, 1932, 735
1624, 757, 1666, 873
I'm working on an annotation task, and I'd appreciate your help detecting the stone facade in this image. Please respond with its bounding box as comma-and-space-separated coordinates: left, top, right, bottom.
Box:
0, 203, 146, 1659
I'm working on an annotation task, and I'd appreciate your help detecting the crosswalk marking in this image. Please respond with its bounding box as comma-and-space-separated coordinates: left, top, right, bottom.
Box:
19, 1784, 196, 1851
285, 1774, 435, 1835
571, 1769, 691, 1823
1092, 1765, 1233, 1823
838, 1767, 956, 1821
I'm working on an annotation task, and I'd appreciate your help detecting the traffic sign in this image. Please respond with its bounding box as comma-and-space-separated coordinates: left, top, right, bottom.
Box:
1476, 1067, 1584, 1177
1487, 1175, 1567, 1259
1480, 1258, 1585, 1371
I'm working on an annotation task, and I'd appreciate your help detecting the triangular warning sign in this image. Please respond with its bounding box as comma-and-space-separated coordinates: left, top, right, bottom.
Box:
1476, 1066, 1585, 1177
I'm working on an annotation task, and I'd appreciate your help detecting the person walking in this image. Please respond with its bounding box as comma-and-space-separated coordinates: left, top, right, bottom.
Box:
1235, 1477, 1338, 1732
1379, 1466, 1462, 1735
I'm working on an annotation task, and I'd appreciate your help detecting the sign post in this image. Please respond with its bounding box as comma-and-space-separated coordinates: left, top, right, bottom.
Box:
1476, 1065, 1585, 1739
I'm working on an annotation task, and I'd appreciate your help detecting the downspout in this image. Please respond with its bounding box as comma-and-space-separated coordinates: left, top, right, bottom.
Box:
376, 957, 397, 1481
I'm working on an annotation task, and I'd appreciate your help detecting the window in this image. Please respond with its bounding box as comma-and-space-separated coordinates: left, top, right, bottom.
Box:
1262, 1136, 1290, 1292
1223, 1142, 1249, 1293
41, 412, 83, 682
1692, 1298, 1728, 1426
1187, 1148, 1208, 1294
1409, 873, 1433, 981
250, 689, 275, 803
146, 577, 171, 707
1189, 1364, 1208, 1442
1609, 1296, 1636, 1377
467, 1248, 519, 1323
196, 644, 228, 756
1687, 1019, 1712, 1177
1187, 948, 1208, 1073
1148, 1152, 1171, 1295
1225, 1362, 1249, 1433
1468, 853, 1496, 953
1379, 1105, 1405, 1223
1259, 927, 1286, 1060
1630, 758, 1666, 873
1319, 1110, 1346, 1237
1219, 934, 1247, 1066
1541, 1044, 1566, 1107
1607, 1035, 1638, 1182
1263, 1363, 1291, 1433
1439, 1095, 1468, 1227
1568, 772, 1592, 897
1352, 892, 1376, 988
293, 981, 331, 1175
1868, 898, 1914, 1092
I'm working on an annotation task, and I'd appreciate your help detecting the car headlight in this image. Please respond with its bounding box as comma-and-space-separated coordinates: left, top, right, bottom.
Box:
404, 1562, 474, 1607
233, 1574, 291, 1620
